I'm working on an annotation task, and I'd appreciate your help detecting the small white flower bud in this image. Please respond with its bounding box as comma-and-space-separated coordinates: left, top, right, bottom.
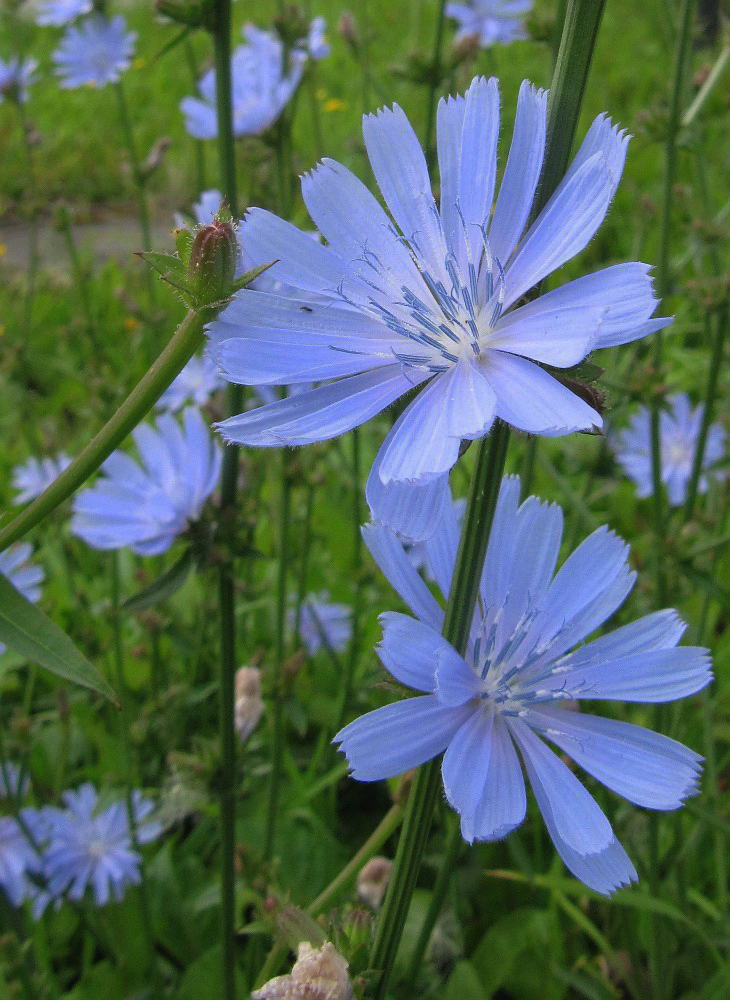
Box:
234, 666, 264, 743
356, 856, 392, 909
252, 941, 353, 1000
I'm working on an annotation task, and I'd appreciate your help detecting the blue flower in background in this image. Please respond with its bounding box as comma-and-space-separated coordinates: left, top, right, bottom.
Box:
292, 594, 352, 655
208, 77, 669, 543
12, 452, 72, 505
156, 356, 224, 412
174, 189, 225, 229
42, 784, 160, 907
335, 476, 711, 894
71, 407, 222, 556
306, 16, 330, 61
612, 393, 725, 506
53, 16, 136, 89
0, 57, 39, 104
0, 544, 44, 654
35, 0, 92, 28
0, 814, 45, 908
181, 24, 306, 140
446, 0, 532, 48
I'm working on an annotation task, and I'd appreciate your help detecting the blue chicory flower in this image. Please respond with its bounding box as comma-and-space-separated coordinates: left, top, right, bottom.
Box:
12, 452, 72, 505
0, 56, 39, 103
180, 24, 306, 140
175, 189, 225, 229
446, 0, 532, 48
207, 77, 670, 542
292, 594, 353, 655
42, 784, 160, 907
306, 16, 330, 61
35, 0, 92, 28
71, 407, 222, 556
335, 476, 711, 894
612, 393, 726, 506
156, 356, 224, 412
0, 544, 44, 654
53, 16, 136, 89
0, 813, 45, 908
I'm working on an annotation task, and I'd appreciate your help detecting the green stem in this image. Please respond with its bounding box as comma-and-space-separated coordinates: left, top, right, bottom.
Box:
57, 211, 98, 348
184, 36, 207, 193
17, 104, 40, 363
369, 422, 511, 998
423, 1, 447, 174
264, 452, 291, 863
335, 427, 363, 733
210, 1, 240, 997
115, 82, 155, 307
650, 0, 694, 608
0, 305, 214, 553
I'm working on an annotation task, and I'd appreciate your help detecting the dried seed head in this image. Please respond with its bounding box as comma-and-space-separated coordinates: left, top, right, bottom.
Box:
252, 941, 353, 1000
357, 856, 392, 909
234, 666, 264, 742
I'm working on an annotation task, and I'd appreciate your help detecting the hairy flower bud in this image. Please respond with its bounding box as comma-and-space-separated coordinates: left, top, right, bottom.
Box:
234, 666, 264, 742
252, 942, 353, 1000
188, 219, 238, 305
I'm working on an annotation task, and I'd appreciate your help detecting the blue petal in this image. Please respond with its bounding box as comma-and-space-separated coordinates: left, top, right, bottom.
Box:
458, 77, 500, 267
471, 714, 527, 841
481, 352, 602, 436
529, 706, 702, 809
435, 645, 482, 707
422, 490, 462, 599
362, 522, 444, 629
488, 297, 605, 367
509, 717, 613, 855
363, 104, 448, 284
216, 365, 419, 446
480, 474, 522, 612
442, 706, 493, 839
488, 81, 547, 267
436, 93, 467, 270
555, 646, 712, 703
334, 696, 474, 781
377, 612, 446, 692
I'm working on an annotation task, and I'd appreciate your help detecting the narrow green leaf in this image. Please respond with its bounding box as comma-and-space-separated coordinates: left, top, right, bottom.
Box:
0, 575, 117, 703
121, 549, 193, 614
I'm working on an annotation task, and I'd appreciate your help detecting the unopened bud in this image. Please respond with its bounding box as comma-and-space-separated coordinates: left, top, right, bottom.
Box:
234, 666, 264, 742
357, 856, 392, 909
252, 942, 353, 1000
155, 0, 215, 29
337, 12, 359, 47
188, 219, 238, 305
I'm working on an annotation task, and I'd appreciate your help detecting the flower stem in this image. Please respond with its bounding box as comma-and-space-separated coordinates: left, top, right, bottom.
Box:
0, 305, 214, 553
335, 427, 363, 734
114, 81, 155, 302
369, 421, 511, 998
17, 104, 40, 364
56, 209, 98, 349
210, 0, 240, 997
423, 0, 447, 174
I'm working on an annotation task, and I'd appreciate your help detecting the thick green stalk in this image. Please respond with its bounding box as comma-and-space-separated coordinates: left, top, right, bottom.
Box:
369, 423, 510, 998
0, 306, 213, 553
369, 4, 607, 993
650, 0, 695, 607
210, 1, 240, 997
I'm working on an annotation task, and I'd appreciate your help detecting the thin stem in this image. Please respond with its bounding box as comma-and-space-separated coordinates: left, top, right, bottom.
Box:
57, 211, 98, 349
264, 452, 291, 863
184, 36, 207, 193
17, 104, 40, 363
211, 0, 240, 996
423, 1, 448, 173
294, 480, 315, 640
369, 423, 511, 998
0, 305, 214, 553
335, 427, 363, 733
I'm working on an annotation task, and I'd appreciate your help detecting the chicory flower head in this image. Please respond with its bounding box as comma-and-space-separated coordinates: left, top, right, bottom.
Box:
12, 452, 72, 505
0, 57, 39, 104
35, 0, 92, 28
446, 0, 532, 48
42, 784, 160, 906
335, 476, 711, 894
612, 393, 725, 506
71, 407, 222, 556
53, 16, 136, 89
305, 16, 330, 61
208, 77, 669, 542
291, 594, 353, 655
181, 24, 306, 140
0, 813, 45, 908
0, 544, 44, 654
156, 356, 224, 412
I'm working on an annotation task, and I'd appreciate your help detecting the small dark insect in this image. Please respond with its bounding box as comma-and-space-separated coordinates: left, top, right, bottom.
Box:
300, 306, 313, 313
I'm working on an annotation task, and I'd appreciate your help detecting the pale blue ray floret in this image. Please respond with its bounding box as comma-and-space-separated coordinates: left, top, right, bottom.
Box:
0, 813, 46, 909
156, 356, 225, 412
612, 392, 726, 506
41, 784, 161, 907
334, 476, 711, 895
208, 77, 670, 541
12, 452, 72, 505
180, 24, 307, 140
446, 0, 532, 48
291, 593, 353, 655
70, 408, 222, 556
0, 544, 44, 654
0, 57, 39, 103
53, 15, 136, 89
35, 0, 92, 28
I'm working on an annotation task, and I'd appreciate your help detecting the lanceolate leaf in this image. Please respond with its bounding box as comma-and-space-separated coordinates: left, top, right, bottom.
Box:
121, 548, 194, 614
0, 574, 117, 703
